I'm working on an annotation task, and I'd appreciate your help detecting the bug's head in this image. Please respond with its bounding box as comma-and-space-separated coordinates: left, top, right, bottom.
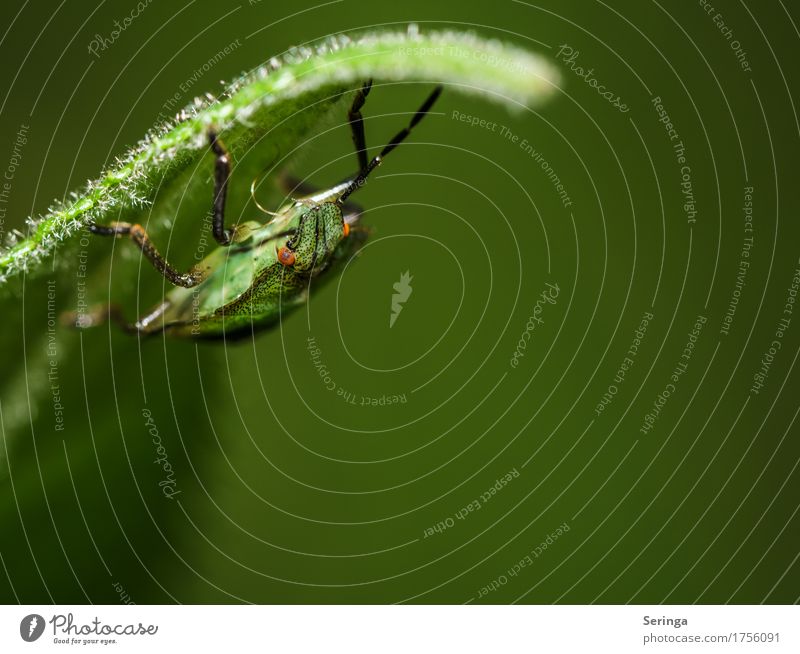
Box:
277, 202, 350, 274
274, 84, 444, 273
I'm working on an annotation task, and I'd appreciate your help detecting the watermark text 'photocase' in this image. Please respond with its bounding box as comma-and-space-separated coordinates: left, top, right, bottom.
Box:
87, 0, 154, 58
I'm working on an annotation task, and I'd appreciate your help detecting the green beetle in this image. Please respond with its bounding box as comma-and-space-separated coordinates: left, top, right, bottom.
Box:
77, 81, 442, 339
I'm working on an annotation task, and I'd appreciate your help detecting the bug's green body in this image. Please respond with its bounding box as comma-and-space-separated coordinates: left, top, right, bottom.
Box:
76, 81, 442, 340
155, 184, 364, 339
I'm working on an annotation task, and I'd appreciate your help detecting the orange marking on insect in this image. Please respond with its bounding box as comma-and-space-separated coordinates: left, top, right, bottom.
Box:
278, 246, 296, 266
342, 222, 350, 237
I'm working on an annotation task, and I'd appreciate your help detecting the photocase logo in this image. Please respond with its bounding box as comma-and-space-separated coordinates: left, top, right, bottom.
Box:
389, 271, 413, 328
20, 614, 45, 642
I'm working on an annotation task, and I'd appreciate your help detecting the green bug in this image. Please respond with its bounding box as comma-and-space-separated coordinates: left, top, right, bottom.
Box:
78, 81, 442, 339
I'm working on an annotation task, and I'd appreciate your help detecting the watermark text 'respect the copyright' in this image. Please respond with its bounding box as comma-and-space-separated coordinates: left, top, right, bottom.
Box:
307, 336, 407, 407
396, 44, 532, 75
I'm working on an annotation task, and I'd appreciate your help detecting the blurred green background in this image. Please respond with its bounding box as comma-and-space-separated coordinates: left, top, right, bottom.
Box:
1, 0, 798, 604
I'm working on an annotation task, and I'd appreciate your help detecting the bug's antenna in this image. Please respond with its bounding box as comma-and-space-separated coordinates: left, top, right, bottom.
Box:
338, 85, 443, 204
250, 162, 280, 217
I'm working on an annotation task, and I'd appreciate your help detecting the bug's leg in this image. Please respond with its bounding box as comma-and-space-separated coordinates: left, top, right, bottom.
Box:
338, 85, 443, 204
207, 129, 234, 246
348, 79, 373, 172
379, 84, 443, 159
62, 301, 168, 336
89, 222, 204, 288
61, 303, 138, 333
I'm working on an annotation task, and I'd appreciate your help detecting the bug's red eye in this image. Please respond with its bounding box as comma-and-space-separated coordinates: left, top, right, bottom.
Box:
342, 222, 350, 237
278, 246, 295, 266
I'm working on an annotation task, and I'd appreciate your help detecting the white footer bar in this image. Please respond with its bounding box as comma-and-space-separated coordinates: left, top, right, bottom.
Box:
1, 605, 797, 653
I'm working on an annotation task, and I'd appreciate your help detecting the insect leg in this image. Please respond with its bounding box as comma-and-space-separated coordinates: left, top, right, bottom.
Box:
63, 301, 169, 336
89, 222, 204, 288
347, 79, 373, 171
208, 129, 233, 246
338, 85, 443, 203
380, 84, 443, 159
62, 303, 138, 333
